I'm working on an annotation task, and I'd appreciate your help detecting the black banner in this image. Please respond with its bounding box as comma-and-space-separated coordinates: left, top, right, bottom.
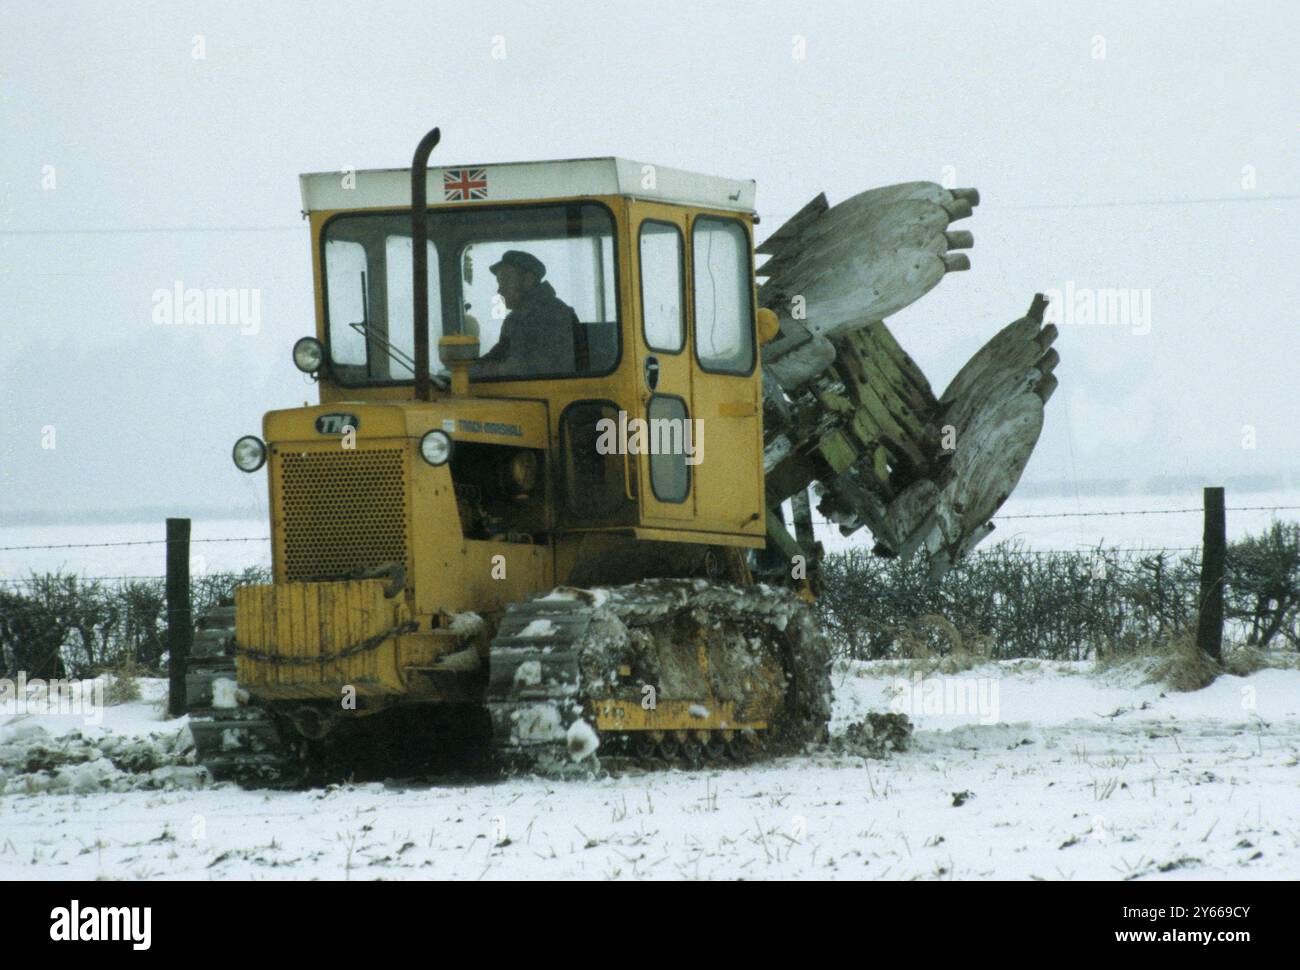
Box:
0, 879, 1285, 955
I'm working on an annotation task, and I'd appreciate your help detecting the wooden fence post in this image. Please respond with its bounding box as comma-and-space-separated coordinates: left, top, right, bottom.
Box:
1196, 487, 1225, 662
166, 518, 192, 716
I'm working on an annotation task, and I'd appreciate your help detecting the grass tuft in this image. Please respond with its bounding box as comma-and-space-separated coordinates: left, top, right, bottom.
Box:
1148, 631, 1222, 692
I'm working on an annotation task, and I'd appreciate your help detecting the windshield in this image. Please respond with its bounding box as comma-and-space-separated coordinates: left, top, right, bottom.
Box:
321, 203, 618, 386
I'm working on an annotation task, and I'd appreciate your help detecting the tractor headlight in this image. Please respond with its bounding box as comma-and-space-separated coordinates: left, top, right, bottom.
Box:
292, 336, 324, 373
419, 430, 453, 466
232, 436, 267, 472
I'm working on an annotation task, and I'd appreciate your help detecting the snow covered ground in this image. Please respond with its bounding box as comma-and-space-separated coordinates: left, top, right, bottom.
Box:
1, 662, 1296, 880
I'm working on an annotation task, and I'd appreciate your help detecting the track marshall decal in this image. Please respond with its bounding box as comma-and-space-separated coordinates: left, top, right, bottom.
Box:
50, 900, 151, 950
457, 418, 522, 437
443, 168, 488, 201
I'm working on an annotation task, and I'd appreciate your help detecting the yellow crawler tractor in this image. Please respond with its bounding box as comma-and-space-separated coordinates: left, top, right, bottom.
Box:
188, 127, 1059, 781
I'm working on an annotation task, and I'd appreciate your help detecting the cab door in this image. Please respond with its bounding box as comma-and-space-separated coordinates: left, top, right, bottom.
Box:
685, 213, 765, 537
630, 202, 695, 523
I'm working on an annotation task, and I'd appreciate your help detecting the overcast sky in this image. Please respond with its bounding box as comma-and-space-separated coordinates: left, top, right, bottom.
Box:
2, 0, 1298, 519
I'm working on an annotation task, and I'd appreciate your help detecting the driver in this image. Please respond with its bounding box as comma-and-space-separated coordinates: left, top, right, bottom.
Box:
471, 250, 588, 378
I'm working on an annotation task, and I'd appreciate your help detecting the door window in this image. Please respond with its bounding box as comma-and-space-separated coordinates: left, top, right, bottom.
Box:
692, 217, 755, 375
647, 395, 691, 503
639, 221, 685, 353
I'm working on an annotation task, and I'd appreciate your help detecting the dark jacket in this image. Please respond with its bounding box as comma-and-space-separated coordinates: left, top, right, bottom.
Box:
474, 282, 588, 377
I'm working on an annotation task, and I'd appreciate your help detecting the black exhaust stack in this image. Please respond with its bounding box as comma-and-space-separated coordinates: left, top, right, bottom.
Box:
410, 127, 441, 401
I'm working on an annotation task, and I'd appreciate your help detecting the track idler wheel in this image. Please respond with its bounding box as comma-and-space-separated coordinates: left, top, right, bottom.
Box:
678, 731, 704, 769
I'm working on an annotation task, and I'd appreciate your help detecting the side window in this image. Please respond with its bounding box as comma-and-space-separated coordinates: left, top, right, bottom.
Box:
639, 221, 685, 353
692, 217, 755, 374
647, 395, 691, 503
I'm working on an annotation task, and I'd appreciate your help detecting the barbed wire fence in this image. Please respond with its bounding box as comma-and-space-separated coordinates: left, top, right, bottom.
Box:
1, 502, 1298, 674
3, 501, 1298, 557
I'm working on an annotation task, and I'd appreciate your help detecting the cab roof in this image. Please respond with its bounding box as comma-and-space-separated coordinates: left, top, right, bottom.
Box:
299, 157, 756, 215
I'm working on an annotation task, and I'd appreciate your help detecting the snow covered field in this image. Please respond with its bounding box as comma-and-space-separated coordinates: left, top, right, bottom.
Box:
819, 487, 1300, 558
0, 516, 272, 583
2, 489, 1297, 880
1, 661, 1296, 881
4, 487, 1297, 582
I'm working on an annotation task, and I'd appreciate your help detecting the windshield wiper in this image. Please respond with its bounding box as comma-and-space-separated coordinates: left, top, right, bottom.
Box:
348, 270, 414, 375
347, 271, 449, 387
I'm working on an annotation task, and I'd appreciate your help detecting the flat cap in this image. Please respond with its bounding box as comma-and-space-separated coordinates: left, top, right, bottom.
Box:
489, 250, 546, 280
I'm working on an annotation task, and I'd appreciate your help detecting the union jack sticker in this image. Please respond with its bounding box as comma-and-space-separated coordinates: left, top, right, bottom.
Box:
443, 168, 488, 201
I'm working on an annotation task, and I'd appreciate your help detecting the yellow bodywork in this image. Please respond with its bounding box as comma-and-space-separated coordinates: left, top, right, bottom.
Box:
235, 579, 414, 698
237, 192, 771, 707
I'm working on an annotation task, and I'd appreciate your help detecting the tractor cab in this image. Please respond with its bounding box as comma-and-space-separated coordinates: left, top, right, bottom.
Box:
234, 154, 774, 625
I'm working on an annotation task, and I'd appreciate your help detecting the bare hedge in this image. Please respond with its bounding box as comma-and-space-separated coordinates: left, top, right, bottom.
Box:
0, 568, 269, 680
2, 522, 1296, 677
818, 522, 1300, 661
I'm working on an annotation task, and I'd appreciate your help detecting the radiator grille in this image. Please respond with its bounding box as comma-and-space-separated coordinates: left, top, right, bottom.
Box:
278, 448, 409, 583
